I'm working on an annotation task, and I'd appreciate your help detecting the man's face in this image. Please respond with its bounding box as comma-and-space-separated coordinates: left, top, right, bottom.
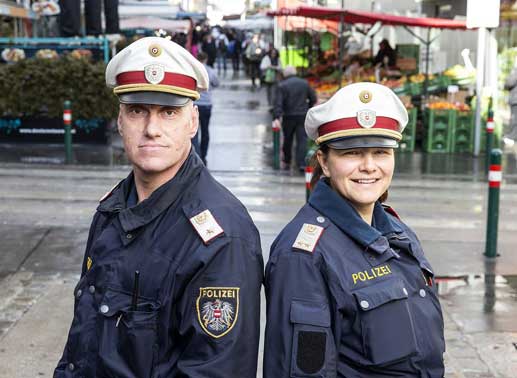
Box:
117, 102, 199, 178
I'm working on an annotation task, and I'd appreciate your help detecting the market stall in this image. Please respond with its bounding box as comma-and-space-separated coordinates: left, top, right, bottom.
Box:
268, 6, 483, 153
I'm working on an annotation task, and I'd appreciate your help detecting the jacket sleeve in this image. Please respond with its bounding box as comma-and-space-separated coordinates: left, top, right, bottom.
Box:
505, 68, 517, 90
175, 235, 264, 378
264, 249, 336, 378
307, 84, 317, 108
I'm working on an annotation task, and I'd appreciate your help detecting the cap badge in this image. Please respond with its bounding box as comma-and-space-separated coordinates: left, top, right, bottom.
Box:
359, 90, 372, 103
144, 64, 165, 85
148, 44, 162, 57
357, 110, 376, 128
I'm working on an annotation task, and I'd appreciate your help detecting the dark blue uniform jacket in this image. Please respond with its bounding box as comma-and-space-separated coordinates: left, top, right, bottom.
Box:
264, 179, 445, 378
54, 150, 264, 378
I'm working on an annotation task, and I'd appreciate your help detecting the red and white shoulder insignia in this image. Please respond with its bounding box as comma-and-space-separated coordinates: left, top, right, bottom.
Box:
189, 209, 224, 244
382, 205, 401, 220
99, 183, 119, 202
292, 223, 324, 253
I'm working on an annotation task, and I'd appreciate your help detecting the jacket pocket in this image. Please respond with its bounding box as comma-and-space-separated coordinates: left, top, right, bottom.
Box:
353, 278, 417, 365
289, 300, 334, 378
96, 287, 159, 378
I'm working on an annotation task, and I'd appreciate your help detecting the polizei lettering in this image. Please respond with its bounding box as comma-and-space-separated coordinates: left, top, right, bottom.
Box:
200, 288, 236, 299
352, 264, 392, 284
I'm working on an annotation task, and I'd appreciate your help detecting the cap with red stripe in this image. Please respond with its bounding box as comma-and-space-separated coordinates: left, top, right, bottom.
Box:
305, 82, 408, 148
105, 37, 209, 103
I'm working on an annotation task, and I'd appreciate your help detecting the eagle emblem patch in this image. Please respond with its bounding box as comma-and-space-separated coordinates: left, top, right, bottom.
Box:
144, 64, 165, 84
357, 109, 376, 128
197, 287, 239, 338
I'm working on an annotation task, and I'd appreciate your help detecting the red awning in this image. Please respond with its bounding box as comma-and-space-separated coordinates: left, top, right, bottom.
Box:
267, 6, 469, 30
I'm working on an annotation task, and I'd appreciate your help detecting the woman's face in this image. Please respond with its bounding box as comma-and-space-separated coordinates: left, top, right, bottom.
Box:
317, 147, 395, 212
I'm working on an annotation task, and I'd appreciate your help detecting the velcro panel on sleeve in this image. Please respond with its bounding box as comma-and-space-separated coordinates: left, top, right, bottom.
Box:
296, 331, 327, 374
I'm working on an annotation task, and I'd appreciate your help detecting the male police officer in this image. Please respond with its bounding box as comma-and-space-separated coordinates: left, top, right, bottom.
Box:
54, 37, 263, 378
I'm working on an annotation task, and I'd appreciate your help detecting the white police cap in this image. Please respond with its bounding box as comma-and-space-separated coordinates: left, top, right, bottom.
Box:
106, 37, 209, 106
305, 82, 408, 149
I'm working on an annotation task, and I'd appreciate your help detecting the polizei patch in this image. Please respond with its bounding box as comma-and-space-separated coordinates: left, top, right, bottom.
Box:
196, 287, 239, 338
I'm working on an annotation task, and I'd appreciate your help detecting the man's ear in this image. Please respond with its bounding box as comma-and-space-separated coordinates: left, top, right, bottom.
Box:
188, 104, 199, 138
117, 105, 123, 136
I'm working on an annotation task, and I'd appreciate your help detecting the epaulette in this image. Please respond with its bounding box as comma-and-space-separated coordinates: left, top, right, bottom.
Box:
292, 223, 324, 253
382, 204, 401, 220
189, 209, 224, 244
99, 183, 120, 202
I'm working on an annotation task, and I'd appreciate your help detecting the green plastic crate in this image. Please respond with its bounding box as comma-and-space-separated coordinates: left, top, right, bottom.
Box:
425, 109, 455, 153
451, 110, 474, 153
400, 107, 417, 152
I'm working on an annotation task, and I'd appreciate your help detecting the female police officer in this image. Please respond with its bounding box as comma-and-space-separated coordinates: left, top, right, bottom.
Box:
264, 82, 445, 377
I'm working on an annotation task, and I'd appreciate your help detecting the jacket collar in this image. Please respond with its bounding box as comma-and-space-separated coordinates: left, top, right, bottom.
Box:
97, 148, 204, 232
308, 179, 403, 254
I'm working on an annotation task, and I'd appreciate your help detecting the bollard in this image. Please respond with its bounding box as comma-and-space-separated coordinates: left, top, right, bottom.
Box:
305, 166, 313, 202
272, 120, 281, 170
485, 97, 494, 173
63, 100, 73, 164
484, 148, 502, 258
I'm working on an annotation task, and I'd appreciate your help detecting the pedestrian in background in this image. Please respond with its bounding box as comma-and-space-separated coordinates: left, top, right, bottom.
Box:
273, 66, 316, 172
193, 51, 219, 166
245, 34, 264, 90
201, 34, 217, 67
215, 30, 229, 75
504, 57, 517, 140
264, 82, 445, 377
54, 37, 263, 378
260, 48, 282, 107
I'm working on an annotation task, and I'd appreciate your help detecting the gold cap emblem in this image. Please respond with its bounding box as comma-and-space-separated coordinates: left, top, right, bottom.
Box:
149, 44, 162, 57
359, 90, 372, 103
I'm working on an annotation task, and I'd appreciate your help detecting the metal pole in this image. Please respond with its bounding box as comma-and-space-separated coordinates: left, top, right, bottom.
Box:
485, 97, 494, 173
338, 0, 345, 89
484, 148, 502, 258
474, 27, 487, 156
63, 100, 73, 164
272, 121, 281, 170
338, 13, 344, 89
423, 28, 431, 103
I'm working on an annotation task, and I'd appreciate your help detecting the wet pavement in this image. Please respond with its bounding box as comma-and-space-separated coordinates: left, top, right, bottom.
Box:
0, 71, 517, 377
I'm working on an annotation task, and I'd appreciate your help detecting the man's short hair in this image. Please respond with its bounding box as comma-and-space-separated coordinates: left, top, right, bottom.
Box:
283, 66, 297, 77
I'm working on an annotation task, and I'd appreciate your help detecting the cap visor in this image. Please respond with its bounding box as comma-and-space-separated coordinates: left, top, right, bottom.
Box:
326, 136, 399, 150
118, 91, 190, 107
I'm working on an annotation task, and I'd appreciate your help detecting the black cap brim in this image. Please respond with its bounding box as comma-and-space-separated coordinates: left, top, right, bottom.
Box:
326, 136, 399, 150
118, 91, 191, 107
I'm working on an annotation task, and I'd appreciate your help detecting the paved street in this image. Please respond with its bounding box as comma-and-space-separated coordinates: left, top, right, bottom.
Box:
1, 72, 517, 377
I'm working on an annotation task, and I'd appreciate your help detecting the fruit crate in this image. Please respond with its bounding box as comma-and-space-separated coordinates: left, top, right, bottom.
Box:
425, 109, 455, 153
451, 110, 474, 153
400, 107, 417, 152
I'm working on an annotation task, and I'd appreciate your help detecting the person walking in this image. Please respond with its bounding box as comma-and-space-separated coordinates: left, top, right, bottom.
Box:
54, 37, 263, 378
264, 82, 445, 378
260, 48, 282, 107
505, 58, 517, 139
201, 34, 217, 67
215, 31, 229, 75
273, 66, 317, 171
244, 34, 264, 90
193, 51, 219, 165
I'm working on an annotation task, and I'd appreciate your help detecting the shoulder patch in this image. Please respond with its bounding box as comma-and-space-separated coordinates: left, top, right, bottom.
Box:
197, 287, 239, 338
99, 183, 119, 202
382, 204, 400, 220
189, 209, 224, 244
292, 223, 324, 253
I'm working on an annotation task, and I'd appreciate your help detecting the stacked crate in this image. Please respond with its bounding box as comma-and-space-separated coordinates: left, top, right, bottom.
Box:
425, 109, 455, 153
450, 110, 474, 153
400, 107, 417, 152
